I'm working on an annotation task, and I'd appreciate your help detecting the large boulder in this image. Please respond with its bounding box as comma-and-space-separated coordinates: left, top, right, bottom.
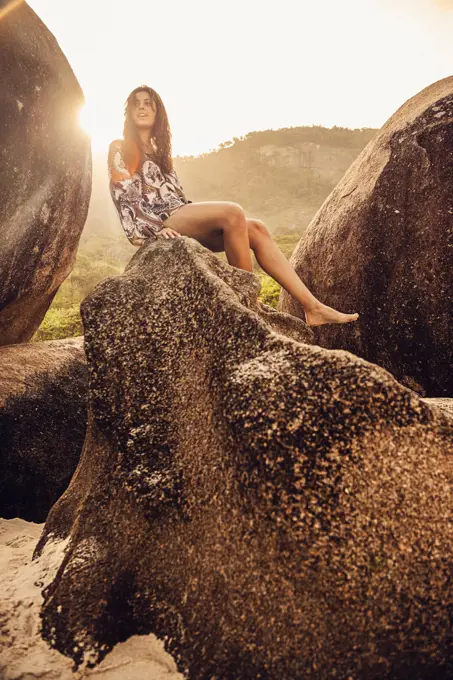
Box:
0, 337, 88, 522
36, 238, 452, 679
279, 77, 453, 397
0, 1, 92, 345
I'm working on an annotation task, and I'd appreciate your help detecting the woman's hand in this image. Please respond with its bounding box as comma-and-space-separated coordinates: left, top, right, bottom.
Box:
156, 226, 182, 240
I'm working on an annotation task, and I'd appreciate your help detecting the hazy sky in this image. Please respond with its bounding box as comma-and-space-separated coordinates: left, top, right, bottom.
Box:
27, 0, 453, 156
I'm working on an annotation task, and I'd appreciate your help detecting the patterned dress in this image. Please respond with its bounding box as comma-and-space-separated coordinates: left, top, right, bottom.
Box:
108, 140, 191, 246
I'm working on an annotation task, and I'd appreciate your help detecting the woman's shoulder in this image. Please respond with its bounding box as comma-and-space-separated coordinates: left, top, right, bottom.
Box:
108, 139, 132, 179
108, 139, 124, 157
108, 139, 130, 170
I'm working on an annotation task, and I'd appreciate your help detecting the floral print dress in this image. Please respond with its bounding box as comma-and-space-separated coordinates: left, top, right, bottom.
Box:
108, 140, 191, 246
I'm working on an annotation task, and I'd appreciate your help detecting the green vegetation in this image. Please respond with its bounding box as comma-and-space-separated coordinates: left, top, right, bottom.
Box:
34, 304, 83, 342
33, 125, 376, 341
33, 233, 132, 342
258, 275, 281, 308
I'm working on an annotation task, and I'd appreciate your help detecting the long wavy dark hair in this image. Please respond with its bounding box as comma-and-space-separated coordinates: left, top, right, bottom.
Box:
122, 85, 173, 175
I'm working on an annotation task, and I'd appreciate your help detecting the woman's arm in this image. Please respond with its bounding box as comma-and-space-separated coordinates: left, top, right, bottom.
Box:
163, 168, 192, 204
108, 141, 165, 246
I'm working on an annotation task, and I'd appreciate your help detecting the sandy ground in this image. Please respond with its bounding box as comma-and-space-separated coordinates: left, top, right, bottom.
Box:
0, 519, 184, 680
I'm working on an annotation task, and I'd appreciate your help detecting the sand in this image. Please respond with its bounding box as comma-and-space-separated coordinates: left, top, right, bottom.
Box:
0, 519, 184, 680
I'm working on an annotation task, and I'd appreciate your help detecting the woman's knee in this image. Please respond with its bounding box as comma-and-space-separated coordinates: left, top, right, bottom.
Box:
220, 202, 247, 231
247, 218, 271, 247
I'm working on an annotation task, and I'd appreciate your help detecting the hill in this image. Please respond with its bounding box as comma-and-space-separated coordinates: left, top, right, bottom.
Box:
174, 125, 376, 232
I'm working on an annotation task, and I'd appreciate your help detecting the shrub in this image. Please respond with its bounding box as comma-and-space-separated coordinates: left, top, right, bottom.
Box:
33, 305, 83, 342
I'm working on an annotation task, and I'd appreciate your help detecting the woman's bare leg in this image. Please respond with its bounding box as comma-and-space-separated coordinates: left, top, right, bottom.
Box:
164, 202, 358, 326
163, 201, 253, 271
247, 219, 359, 326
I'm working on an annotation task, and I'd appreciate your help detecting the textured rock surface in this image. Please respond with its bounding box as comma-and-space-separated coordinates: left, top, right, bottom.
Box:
0, 1, 91, 345
424, 397, 453, 419
279, 77, 453, 397
0, 337, 88, 522
37, 238, 452, 679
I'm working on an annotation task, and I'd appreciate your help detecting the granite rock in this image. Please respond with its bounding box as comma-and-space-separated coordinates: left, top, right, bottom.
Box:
0, 337, 88, 521
37, 238, 452, 679
279, 77, 453, 397
0, 1, 91, 345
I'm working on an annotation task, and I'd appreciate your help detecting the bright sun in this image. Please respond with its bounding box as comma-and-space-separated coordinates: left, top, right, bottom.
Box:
78, 104, 122, 154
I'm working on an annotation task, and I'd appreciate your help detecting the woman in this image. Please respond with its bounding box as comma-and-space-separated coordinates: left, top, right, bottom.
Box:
108, 85, 358, 327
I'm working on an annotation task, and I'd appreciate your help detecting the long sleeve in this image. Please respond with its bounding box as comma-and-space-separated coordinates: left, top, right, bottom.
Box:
108, 141, 165, 246
163, 169, 186, 199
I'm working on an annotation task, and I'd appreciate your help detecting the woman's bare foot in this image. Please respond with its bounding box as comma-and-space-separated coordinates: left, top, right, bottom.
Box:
305, 302, 359, 327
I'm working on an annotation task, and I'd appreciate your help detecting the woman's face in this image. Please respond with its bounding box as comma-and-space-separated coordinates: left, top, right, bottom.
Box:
131, 91, 157, 131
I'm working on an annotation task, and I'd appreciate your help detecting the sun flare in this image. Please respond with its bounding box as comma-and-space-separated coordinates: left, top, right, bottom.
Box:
78, 104, 122, 154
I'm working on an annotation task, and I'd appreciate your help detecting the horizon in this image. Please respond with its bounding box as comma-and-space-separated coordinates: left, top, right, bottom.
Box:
92, 122, 379, 161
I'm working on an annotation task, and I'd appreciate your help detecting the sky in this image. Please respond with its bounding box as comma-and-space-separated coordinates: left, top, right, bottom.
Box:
27, 0, 453, 156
